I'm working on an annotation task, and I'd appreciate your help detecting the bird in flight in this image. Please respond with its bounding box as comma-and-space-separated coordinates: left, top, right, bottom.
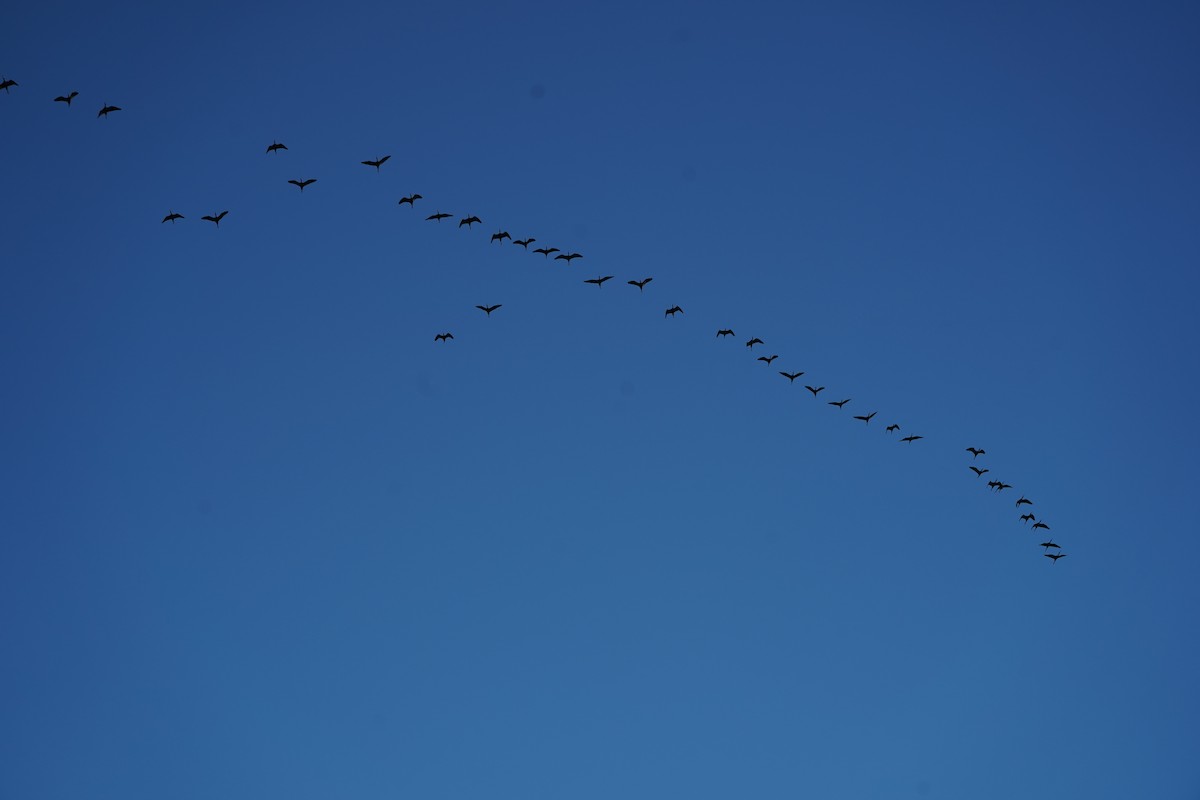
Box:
779, 371, 804, 382
584, 275, 614, 287
966, 447, 986, 458
987, 480, 1000, 490
900, 434, 924, 443
805, 385, 825, 397
758, 354, 778, 365
1015, 496, 1033, 508
459, 215, 481, 228
993, 482, 1013, 492
665, 305, 683, 317
476, 304, 502, 316
1031, 521, 1050, 531
97, 103, 121, 118
426, 211, 452, 222
885, 424, 900, 433
434, 333, 454, 342
266, 141, 288, 154
555, 252, 583, 264
533, 247, 560, 258
969, 466, 989, 477
1040, 540, 1060, 550
361, 155, 391, 171
161, 210, 184, 224
201, 210, 229, 227
828, 398, 851, 409
628, 278, 653, 292
1044, 552, 1066, 563
54, 91, 78, 106
288, 178, 317, 192
853, 412, 877, 425
745, 338, 763, 349
513, 238, 535, 248
716, 329, 735, 338
399, 194, 422, 206
490, 231, 512, 244
1020, 513, 1037, 524
0, 77, 17, 93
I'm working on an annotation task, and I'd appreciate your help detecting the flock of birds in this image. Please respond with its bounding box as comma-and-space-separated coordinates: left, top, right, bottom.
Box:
2, 76, 1067, 564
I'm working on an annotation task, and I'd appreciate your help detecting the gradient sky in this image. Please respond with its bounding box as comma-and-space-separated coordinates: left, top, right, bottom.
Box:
2, 2, 1199, 798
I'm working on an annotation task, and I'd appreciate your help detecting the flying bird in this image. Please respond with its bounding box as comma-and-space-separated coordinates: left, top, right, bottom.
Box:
459, 215, 481, 228
628, 278, 653, 292
758, 354, 778, 365
993, 482, 1013, 492
1020, 514, 1037, 524
716, 329, 735, 338
987, 480, 1000, 490
288, 178, 317, 192
161, 210, 184, 224
476, 304, 502, 316
966, 447, 986, 458
513, 238, 535, 248
361, 155, 391, 171
426, 211, 452, 222
779, 371, 804, 382
664, 305, 683, 317
201, 210, 229, 227
533, 247, 560, 258
490, 231, 512, 244
1044, 552, 1066, 563
434, 333, 454, 342
1016, 496, 1033, 508
885, 424, 900, 433
745, 338, 763, 349
555, 252, 583, 264
0, 77, 17, 93
805, 385, 825, 397
399, 194, 423, 206
853, 412, 877, 425
1040, 540, 1060, 550
584, 275, 614, 287
900, 435, 924, 443
97, 103, 121, 118
828, 398, 851, 409
266, 141, 288, 154
54, 91, 78, 106
1031, 521, 1050, 531
969, 466, 990, 477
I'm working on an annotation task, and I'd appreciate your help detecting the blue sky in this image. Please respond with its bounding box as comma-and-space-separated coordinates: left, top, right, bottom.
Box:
2, 1, 1198, 797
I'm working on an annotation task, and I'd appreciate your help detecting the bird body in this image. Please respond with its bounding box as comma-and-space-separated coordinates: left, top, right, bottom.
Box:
758, 354, 778, 365
201, 210, 229, 227
969, 466, 989, 477
459, 215, 481, 228
664, 305, 683, 317
584, 275, 614, 287
779, 371, 804, 382
0, 77, 17, 93
490, 231, 512, 243
434, 333, 454, 342
967, 447, 986, 458
533, 247, 559, 258
829, 398, 851, 409
629, 278, 653, 292
514, 238, 535, 248
426, 211, 451, 222
1031, 521, 1050, 531
54, 91, 79, 106
805, 385, 825, 397
476, 304, 502, 316
1016, 496, 1033, 508
288, 178, 317, 191
555, 252, 583, 264
853, 411, 877, 425
97, 103, 121, 118
1045, 553, 1066, 562
161, 211, 184, 224
1020, 514, 1037, 524
885, 424, 900, 433
266, 141, 288, 154
745, 338, 763, 349
900, 435, 924, 443
399, 194, 423, 206
362, 155, 391, 171
1040, 541, 1060, 550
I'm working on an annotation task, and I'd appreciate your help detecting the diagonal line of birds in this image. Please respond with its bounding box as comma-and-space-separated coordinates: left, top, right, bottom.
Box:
2, 77, 1067, 564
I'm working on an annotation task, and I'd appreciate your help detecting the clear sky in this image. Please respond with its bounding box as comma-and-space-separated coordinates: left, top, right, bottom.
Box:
2, 1, 1198, 798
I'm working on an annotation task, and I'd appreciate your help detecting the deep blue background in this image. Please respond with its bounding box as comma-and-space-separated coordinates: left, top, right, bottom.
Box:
3, 2, 1198, 797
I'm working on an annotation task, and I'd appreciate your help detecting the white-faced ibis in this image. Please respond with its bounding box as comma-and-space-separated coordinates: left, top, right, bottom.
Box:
1020, 513, 1036, 524
716, 329, 734, 338
476, 304, 502, 316
745, 338, 763, 349
886, 424, 900, 433
584, 276, 614, 287
201, 210, 229, 227
54, 91, 78, 106
434, 333, 454, 342
853, 412, 877, 425
97, 103, 121, 118
1031, 521, 1050, 531
805, 385, 825, 397
533, 247, 559, 258
362, 155, 391, 171
757, 354, 778, 365
426, 211, 452, 222
900, 434, 923, 443
513, 238, 535, 248
664, 305, 683, 317
828, 398, 850, 409
490, 231, 511, 243
459, 215, 481, 228
628, 278, 653, 292
555, 252, 583, 264
266, 141, 288, 154
161, 210, 184, 224
288, 178, 317, 192
779, 371, 804, 382
1040, 540, 1060, 550
969, 466, 989, 477
1016, 496, 1033, 508
1044, 552, 1066, 563
399, 194, 423, 206
966, 447, 986, 458
1, 77, 18, 93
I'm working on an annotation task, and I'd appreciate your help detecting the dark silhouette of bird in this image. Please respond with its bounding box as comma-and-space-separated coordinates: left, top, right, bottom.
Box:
533, 247, 560, 258
853, 412, 877, 425
665, 305, 683, 318
362, 155, 391, 171
1031, 521, 1050, 531
716, 329, 734, 338
900, 434, 924, 443
288, 178, 317, 192
426, 211, 452, 222
490, 231, 512, 244
97, 103, 121, 118
0, 77, 17, 93
434, 333, 454, 342
966, 447, 986, 458
201, 210, 229, 227
779, 371, 804, 382
828, 398, 851, 409
1044, 552, 1066, 563
399, 194, 422, 206
584, 275, 614, 287
993, 482, 1013, 492
987, 480, 1000, 490
745, 338, 763, 349
1020, 513, 1037, 524
459, 215, 481, 228
885, 424, 900, 433
1040, 540, 1060, 550
555, 252, 583, 264
758, 354, 778, 365
969, 466, 990, 477
161, 210, 184, 224
266, 141, 288, 154
805, 385, 825, 397
628, 278, 653, 292
513, 238, 535, 248
54, 91, 79, 106
476, 304, 502, 316
1016, 496, 1033, 508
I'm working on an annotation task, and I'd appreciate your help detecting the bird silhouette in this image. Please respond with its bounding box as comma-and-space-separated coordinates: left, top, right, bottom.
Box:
628, 278, 653, 292
716, 329, 735, 338
459, 215, 481, 228
805, 385, 825, 397
476, 304, 502, 316
885, 424, 900, 433
1040, 540, 1060, 550
490, 231, 512, 244
745, 338, 763, 349
1031, 521, 1050, 531
201, 211, 229, 227
426, 211, 452, 222
533, 247, 560, 258
966, 447, 986, 458
288, 178, 317, 192
266, 141, 288, 154
584, 275, 614, 287
969, 466, 990, 477
97, 103, 121, 118
0, 77, 17, 93
555, 252, 583, 264
779, 371, 804, 382
828, 398, 851, 408
399, 194, 423, 206
853, 412, 877, 425
513, 238, 535, 248
54, 91, 78, 106
993, 482, 1013, 492
1016, 496, 1033, 508
161, 210, 184, 224
361, 155, 391, 171
434, 333, 454, 342
758, 354, 778, 365
1044, 552, 1066, 563
664, 305, 683, 317
1020, 513, 1037, 524
987, 480, 1000, 490
900, 435, 924, 443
